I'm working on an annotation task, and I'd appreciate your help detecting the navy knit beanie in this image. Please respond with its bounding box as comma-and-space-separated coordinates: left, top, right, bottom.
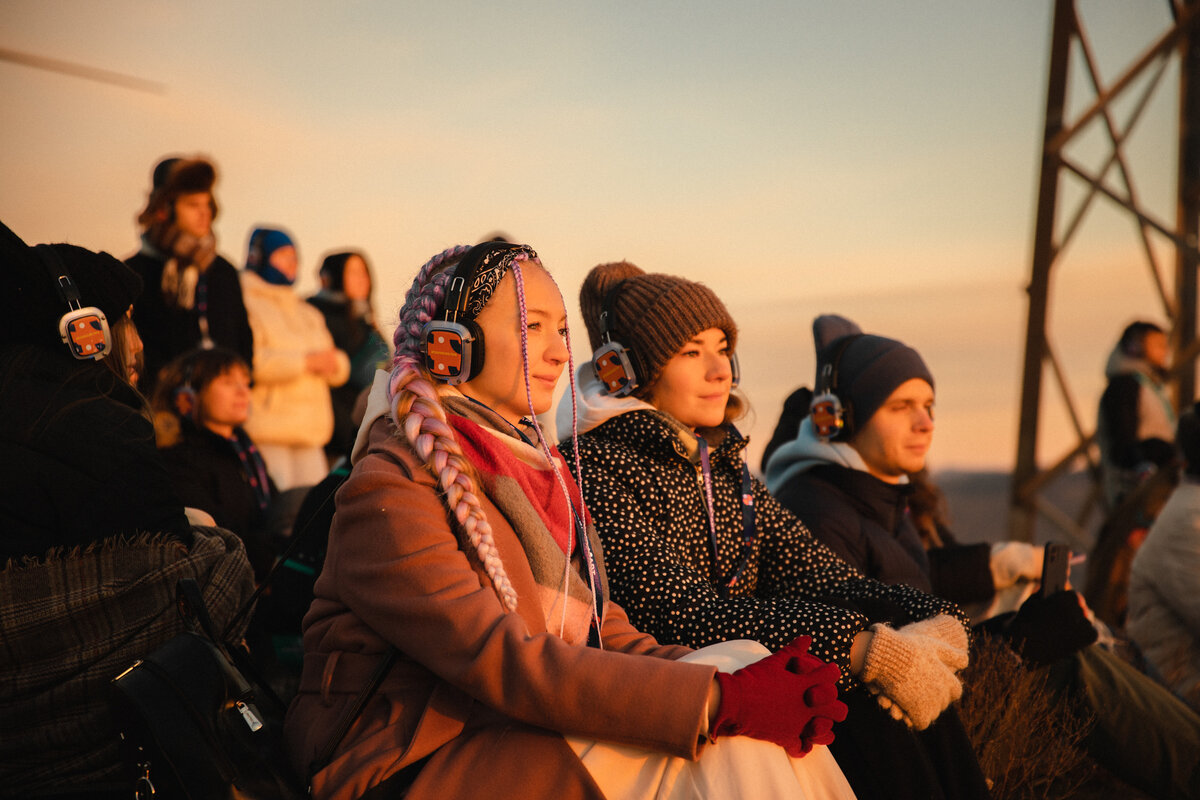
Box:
812, 314, 933, 438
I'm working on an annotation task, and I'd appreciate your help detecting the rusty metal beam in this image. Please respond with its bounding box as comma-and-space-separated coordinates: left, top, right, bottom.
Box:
1011, 0, 1200, 542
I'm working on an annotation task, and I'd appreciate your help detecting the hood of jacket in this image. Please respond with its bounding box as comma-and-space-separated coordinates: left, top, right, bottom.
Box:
764, 416, 878, 495
1105, 347, 1164, 383
555, 362, 655, 438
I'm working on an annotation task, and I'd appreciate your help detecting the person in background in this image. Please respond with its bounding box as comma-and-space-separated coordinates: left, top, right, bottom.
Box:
286, 242, 854, 800
307, 251, 389, 462
1127, 401, 1200, 715
151, 347, 277, 581
126, 155, 253, 395
560, 262, 988, 800
765, 314, 1200, 800
1097, 320, 1176, 507
0, 219, 254, 795
241, 227, 349, 490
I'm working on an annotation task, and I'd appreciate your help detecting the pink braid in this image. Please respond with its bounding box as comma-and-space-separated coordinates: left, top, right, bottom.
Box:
385, 245, 519, 612
510, 261, 600, 635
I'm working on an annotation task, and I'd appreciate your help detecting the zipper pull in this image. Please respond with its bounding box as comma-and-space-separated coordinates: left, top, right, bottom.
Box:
236, 700, 264, 732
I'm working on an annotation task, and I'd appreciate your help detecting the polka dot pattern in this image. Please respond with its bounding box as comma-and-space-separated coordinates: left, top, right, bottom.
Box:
562, 410, 967, 688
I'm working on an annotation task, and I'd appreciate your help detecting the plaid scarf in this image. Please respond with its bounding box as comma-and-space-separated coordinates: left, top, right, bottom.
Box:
444, 397, 606, 646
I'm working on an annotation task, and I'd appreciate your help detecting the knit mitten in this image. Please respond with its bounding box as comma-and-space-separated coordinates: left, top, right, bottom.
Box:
859, 623, 964, 730
899, 614, 970, 667
712, 635, 848, 756
989, 542, 1044, 589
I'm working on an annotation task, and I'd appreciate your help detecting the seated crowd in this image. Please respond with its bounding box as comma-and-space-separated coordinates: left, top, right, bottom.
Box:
3, 156, 1200, 800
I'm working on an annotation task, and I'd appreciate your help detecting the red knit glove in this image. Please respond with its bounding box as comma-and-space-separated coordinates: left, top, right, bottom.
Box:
711, 636, 848, 757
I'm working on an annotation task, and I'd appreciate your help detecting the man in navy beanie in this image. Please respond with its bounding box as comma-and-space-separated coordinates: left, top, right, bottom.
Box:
765, 314, 1200, 800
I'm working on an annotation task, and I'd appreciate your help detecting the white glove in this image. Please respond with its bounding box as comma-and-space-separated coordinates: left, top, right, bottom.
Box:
990, 542, 1044, 590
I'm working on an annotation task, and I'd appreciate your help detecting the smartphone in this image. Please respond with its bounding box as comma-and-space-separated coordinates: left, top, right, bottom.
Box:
1037, 542, 1071, 598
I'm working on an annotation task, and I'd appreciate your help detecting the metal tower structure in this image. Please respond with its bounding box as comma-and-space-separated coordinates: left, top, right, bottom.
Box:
1011, 0, 1200, 543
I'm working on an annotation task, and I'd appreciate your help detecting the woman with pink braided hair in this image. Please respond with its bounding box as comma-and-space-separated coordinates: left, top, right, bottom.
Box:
284, 241, 855, 800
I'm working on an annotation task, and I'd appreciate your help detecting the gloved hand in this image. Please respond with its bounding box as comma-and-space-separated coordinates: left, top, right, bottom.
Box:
1005, 590, 1098, 666
858, 620, 966, 730
711, 635, 848, 756
989, 542, 1044, 589
899, 614, 970, 663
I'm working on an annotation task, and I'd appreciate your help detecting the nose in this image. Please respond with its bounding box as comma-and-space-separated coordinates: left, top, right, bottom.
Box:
914, 407, 934, 431
546, 330, 569, 366
708, 353, 732, 382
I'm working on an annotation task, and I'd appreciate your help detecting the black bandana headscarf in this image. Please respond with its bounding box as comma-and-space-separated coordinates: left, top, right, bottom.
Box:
453, 241, 541, 322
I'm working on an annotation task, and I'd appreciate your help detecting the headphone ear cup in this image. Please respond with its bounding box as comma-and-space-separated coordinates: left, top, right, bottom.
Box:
421, 320, 484, 385
174, 384, 197, 420
58, 307, 113, 360
592, 341, 639, 397
809, 391, 845, 442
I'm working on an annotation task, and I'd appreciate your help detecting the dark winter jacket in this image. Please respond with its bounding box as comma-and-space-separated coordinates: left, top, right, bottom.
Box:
0, 344, 191, 562
766, 418, 998, 602
126, 249, 253, 394
160, 421, 276, 579
559, 374, 968, 688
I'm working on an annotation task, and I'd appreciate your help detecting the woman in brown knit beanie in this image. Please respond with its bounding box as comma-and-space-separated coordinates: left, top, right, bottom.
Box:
575, 260, 744, 427
558, 261, 990, 800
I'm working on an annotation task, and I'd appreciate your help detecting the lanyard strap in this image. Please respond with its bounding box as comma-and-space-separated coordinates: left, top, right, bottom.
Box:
697, 437, 756, 598
566, 496, 605, 647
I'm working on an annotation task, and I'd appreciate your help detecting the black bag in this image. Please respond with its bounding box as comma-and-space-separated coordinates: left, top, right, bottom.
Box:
111, 579, 306, 800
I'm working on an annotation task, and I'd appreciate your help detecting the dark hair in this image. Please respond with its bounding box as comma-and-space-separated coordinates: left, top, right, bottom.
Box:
1177, 403, 1200, 476
1118, 321, 1164, 358
150, 347, 250, 427
318, 250, 372, 297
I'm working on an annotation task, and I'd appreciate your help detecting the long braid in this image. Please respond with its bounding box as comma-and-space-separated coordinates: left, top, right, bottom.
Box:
510, 261, 600, 637
386, 245, 520, 612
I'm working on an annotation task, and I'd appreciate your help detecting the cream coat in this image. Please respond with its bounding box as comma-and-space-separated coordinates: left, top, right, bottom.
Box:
240, 271, 349, 448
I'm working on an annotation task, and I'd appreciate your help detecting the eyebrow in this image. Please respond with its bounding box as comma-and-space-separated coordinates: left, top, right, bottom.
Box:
524, 307, 567, 323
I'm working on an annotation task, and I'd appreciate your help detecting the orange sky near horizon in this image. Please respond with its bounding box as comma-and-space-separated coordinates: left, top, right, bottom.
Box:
0, 1, 1186, 474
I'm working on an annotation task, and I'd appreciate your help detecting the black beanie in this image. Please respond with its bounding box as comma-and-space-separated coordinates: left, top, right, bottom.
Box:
0, 219, 143, 350
813, 314, 933, 438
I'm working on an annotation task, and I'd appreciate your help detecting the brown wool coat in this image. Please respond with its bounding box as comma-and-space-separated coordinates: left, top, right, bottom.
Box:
285, 416, 717, 800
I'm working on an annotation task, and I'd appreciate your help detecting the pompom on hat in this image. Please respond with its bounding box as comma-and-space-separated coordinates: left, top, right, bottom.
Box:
579, 261, 737, 393
812, 314, 933, 439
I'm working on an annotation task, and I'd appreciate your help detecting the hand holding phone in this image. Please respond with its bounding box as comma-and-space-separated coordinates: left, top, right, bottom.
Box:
1037, 542, 1070, 597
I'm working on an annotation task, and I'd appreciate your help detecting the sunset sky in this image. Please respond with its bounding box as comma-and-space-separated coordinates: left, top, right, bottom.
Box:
0, 1, 1183, 473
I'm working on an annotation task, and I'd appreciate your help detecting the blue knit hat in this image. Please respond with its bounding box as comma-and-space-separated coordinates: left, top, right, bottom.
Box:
246, 227, 296, 285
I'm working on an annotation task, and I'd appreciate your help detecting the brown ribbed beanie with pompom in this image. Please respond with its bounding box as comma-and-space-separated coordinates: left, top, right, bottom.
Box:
579, 261, 737, 392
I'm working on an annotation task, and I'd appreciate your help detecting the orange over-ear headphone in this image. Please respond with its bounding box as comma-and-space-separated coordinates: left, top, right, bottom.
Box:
591, 281, 741, 397
33, 244, 113, 361
591, 282, 641, 397
810, 335, 860, 442
421, 242, 535, 385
